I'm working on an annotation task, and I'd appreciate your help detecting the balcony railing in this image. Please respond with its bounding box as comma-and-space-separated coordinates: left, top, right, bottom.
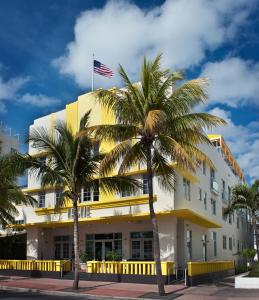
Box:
87, 261, 174, 276
0, 260, 71, 272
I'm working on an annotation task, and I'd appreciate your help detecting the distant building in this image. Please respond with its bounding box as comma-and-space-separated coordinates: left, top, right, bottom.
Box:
0, 125, 19, 154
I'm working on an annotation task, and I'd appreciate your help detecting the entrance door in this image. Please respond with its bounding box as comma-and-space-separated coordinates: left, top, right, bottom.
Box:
95, 242, 103, 260
104, 241, 113, 260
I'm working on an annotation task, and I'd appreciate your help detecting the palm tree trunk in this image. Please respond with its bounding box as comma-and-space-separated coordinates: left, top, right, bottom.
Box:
72, 196, 80, 290
146, 144, 165, 296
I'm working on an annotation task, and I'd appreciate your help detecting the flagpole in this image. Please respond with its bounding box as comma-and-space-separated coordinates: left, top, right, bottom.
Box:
91, 53, 94, 91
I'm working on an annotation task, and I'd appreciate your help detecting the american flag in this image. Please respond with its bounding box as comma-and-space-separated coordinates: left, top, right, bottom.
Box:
94, 60, 113, 77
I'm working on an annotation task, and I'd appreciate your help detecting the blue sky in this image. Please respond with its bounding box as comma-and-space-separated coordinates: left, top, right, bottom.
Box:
0, 0, 258, 182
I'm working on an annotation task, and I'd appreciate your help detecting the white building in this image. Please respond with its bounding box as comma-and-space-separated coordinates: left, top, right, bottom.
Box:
9, 92, 252, 268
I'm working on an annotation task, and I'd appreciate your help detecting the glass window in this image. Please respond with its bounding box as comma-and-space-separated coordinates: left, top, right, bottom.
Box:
212, 232, 217, 257
55, 189, 62, 205
114, 240, 122, 255
229, 237, 232, 250
131, 240, 141, 259
223, 235, 227, 249
38, 192, 45, 208
228, 186, 232, 204
222, 179, 226, 200
54, 244, 61, 259
204, 192, 207, 210
198, 188, 202, 201
63, 243, 70, 258
186, 230, 192, 260
93, 184, 99, 202
211, 199, 216, 215
82, 187, 91, 202
202, 161, 206, 175
86, 241, 94, 260
210, 168, 215, 189
183, 178, 191, 201
144, 240, 153, 259
142, 175, 149, 195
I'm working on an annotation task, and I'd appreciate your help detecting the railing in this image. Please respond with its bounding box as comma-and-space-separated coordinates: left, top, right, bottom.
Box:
0, 260, 71, 272
87, 261, 174, 276
187, 260, 234, 276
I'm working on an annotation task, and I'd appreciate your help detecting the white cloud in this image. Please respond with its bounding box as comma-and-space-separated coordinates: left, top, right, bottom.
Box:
53, 0, 254, 88
201, 57, 259, 107
0, 75, 29, 113
18, 93, 60, 107
208, 107, 259, 182
0, 72, 60, 113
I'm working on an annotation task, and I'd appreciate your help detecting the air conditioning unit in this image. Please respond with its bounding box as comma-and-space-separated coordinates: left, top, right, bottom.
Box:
67, 207, 90, 219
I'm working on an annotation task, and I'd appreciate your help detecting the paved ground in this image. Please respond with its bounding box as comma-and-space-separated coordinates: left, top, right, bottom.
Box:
1, 275, 259, 299
0, 290, 98, 300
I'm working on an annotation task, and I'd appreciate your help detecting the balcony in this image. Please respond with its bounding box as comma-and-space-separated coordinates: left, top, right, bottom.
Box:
210, 181, 219, 196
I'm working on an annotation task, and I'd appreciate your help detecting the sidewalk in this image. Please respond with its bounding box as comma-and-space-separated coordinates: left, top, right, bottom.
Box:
0, 275, 186, 299
1, 275, 259, 299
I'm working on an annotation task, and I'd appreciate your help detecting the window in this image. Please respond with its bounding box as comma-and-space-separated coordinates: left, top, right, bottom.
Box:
130, 231, 153, 260
229, 237, 233, 250
222, 208, 227, 221
237, 240, 240, 252
38, 192, 45, 208
183, 178, 191, 201
186, 230, 192, 260
202, 234, 207, 261
211, 199, 216, 215
204, 192, 207, 210
55, 190, 62, 205
237, 216, 240, 229
222, 179, 226, 200
229, 214, 232, 224
93, 184, 99, 201
212, 232, 217, 257
228, 186, 232, 204
210, 168, 215, 189
142, 175, 149, 195
81, 186, 99, 202
202, 161, 206, 175
223, 235, 227, 249
198, 188, 202, 201
82, 187, 91, 201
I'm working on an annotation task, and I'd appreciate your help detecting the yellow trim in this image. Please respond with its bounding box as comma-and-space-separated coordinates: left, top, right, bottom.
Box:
187, 260, 234, 276
66, 101, 78, 135
87, 261, 174, 276
34, 195, 157, 215
12, 208, 221, 229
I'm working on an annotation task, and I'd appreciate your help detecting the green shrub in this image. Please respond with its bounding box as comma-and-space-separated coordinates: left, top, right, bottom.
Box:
105, 251, 123, 261
248, 263, 259, 277
80, 252, 92, 263
235, 264, 247, 275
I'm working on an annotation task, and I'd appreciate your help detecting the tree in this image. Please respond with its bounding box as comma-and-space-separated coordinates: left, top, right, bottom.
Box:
19, 111, 138, 290
0, 145, 35, 227
225, 181, 259, 261
87, 54, 226, 295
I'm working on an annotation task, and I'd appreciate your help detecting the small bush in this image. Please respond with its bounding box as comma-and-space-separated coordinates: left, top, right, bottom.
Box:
106, 251, 123, 261
235, 264, 247, 275
248, 263, 259, 277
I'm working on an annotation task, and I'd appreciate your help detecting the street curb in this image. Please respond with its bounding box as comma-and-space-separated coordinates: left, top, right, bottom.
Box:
0, 285, 155, 300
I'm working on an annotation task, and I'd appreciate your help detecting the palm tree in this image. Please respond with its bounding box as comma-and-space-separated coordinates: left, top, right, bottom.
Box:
225, 181, 259, 261
0, 145, 35, 227
87, 54, 226, 295
19, 111, 138, 290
